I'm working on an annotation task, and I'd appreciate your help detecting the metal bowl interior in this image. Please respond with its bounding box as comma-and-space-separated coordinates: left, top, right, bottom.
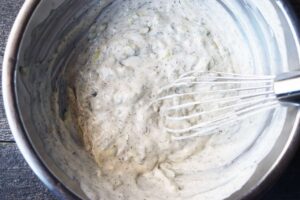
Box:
3, 0, 300, 199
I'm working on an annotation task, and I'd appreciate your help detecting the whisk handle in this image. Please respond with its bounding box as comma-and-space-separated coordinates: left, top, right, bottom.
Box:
274, 72, 300, 105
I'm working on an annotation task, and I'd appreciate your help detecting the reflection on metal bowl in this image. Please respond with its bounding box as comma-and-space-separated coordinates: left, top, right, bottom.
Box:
2, 0, 300, 199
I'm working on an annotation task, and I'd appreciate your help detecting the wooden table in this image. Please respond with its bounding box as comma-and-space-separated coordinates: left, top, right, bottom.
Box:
0, 1, 300, 199
0, 0, 56, 199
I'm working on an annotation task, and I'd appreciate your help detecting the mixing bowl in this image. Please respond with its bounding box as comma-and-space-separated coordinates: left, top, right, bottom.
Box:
3, 0, 300, 199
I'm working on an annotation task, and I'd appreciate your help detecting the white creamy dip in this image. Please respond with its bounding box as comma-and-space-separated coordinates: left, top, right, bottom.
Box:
67, 0, 286, 199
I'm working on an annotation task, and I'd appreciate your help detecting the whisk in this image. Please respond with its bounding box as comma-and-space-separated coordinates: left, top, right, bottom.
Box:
156, 71, 300, 140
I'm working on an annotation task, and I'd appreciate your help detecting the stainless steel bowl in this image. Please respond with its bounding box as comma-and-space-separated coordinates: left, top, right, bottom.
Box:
3, 0, 300, 199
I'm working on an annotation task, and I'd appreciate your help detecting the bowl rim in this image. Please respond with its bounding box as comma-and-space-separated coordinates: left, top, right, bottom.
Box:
2, 0, 80, 199
2, 0, 300, 200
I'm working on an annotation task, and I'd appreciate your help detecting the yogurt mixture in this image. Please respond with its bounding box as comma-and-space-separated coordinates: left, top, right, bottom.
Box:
68, 0, 284, 199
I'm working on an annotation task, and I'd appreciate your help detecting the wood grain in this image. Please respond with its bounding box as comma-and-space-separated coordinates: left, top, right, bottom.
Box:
0, 1, 57, 199
0, 0, 300, 200
0, 0, 24, 56
0, 55, 14, 142
0, 143, 56, 200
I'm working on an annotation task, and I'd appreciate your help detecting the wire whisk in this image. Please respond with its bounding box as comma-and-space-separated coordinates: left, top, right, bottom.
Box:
155, 71, 300, 140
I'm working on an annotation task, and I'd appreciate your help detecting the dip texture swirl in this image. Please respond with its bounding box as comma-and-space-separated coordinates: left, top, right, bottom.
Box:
67, 0, 285, 199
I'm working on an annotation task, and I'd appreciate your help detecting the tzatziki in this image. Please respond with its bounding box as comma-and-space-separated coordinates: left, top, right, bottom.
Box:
67, 0, 286, 199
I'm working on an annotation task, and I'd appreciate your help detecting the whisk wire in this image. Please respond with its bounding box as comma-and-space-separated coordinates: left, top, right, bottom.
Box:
164, 91, 275, 111
171, 102, 278, 140
155, 71, 279, 140
166, 96, 277, 121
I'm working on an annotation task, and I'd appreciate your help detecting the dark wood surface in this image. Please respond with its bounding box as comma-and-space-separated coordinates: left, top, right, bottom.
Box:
0, 1, 300, 200
0, 0, 56, 199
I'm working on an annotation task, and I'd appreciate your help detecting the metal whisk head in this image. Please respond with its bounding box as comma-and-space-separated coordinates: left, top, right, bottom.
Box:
155, 71, 279, 140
